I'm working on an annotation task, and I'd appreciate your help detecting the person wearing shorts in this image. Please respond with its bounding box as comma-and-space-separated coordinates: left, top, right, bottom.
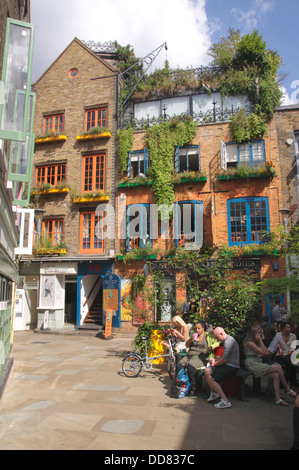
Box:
204, 327, 240, 409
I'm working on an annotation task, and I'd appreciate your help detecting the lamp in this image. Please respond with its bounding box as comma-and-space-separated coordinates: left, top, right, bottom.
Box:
279, 208, 290, 229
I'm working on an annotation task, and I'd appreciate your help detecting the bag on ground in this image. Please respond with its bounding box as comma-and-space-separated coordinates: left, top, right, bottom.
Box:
170, 368, 190, 399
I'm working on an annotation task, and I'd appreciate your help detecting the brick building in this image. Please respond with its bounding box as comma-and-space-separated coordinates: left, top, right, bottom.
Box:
19, 38, 122, 330
114, 90, 287, 328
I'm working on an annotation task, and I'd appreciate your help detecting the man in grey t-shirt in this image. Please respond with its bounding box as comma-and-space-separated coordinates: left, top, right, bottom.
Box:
204, 327, 240, 409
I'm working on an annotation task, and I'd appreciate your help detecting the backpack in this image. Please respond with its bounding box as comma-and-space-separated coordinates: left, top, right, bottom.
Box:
169, 368, 190, 399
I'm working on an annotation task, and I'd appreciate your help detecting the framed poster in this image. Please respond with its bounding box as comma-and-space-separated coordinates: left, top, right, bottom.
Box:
40, 275, 55, 307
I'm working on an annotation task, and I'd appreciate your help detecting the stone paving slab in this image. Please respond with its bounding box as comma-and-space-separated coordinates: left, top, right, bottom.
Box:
0, 331, 296, 451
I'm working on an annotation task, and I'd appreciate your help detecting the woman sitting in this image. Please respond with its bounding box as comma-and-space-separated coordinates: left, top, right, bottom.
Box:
273, 321, 297, 387
162, 316, 189, 354
176, 321, 208, 395
243, 326, 297, 406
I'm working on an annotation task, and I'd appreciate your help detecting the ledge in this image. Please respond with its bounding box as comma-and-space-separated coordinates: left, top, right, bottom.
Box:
218, 172, 275, 181
76, 132, 111, 141
118, 179, 153, 188
73, 195, 109, 203
173, 176, 207, 184
31, 187, 70, 195
35, 135, 67, 144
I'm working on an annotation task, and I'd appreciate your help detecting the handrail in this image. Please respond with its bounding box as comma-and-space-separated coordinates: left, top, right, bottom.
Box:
83, 278, 101, 307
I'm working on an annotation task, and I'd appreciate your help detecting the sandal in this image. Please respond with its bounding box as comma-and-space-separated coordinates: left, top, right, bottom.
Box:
275, 399, 288, 406
286, 390, 297, 398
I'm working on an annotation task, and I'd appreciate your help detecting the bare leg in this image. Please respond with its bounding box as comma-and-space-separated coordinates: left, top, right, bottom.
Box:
204, 368, 228, 401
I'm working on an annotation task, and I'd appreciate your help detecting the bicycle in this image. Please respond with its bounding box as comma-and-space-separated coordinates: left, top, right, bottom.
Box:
122, 330, 177, 379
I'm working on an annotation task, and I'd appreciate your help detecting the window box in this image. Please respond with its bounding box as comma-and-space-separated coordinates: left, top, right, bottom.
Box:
76, 131, 111, 141
35, 134, 67, 144
118, 177, 153, 188
31, 187, 70, 195
73, 195, 109, 203
173, 172, 207, 184
219, 163, 276, 180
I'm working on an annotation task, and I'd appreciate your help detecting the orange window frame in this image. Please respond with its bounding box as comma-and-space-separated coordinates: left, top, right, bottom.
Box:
43, 114, 64, 135
82, 154, 105, 193
35, 163, 66, 186
80, 211, 104, 254
34, 219, 64, 246
84, 107, 107, 132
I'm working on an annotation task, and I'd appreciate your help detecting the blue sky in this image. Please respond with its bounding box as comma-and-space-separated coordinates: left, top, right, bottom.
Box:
30, 0, 299, 104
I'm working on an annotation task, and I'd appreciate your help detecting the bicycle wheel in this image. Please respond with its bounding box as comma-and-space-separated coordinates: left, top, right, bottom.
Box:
167, 356, 176, 380
122, 354, 143, 377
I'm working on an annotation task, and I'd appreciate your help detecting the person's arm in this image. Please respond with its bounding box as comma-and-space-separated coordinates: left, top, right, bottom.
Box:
247, 340, 268, 355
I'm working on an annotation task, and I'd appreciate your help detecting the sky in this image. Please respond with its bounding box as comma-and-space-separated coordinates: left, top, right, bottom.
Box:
30, 0, 299, 104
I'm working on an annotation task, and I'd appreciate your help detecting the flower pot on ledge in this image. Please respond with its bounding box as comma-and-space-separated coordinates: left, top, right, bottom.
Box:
73, 195, 110, 203
31, 187, 70, 195
76, 131, 111, 141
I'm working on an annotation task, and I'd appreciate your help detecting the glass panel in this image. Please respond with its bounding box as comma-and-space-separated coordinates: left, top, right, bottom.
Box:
0, 20, 34, 141
250, 200, 267, 242
239, 144, 250, 166
82, 214, 91, 250
230, 201, 247, 243
251, 141, 264, 167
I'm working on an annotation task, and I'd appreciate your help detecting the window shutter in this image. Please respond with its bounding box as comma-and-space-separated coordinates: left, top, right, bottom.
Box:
198, 142, 201, 172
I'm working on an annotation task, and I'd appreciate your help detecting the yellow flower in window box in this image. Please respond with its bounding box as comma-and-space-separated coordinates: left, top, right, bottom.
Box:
76, 127, 111, 141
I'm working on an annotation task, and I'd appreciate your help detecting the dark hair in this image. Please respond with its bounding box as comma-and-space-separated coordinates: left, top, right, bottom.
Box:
195, 320, 206, 331
281, 321, 291, 330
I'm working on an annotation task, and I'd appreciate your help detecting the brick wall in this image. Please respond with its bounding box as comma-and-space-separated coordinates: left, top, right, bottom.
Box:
275, 105, 299, 224
115, 118, 282, 256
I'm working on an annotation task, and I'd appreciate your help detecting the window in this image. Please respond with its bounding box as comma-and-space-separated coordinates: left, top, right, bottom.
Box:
43, 114, 64, 135
227, 197, 269, 246
85, 107, 107, 132
42, 219, 63, 245
174, 144, 201, 173
174, 201, 203, 250
35, 163, 66, 186
220, 140, 265, 170
127, 149, 150, 178
126, 204, 151, 250
80, 211, 104, 254
82, 154, 105, 192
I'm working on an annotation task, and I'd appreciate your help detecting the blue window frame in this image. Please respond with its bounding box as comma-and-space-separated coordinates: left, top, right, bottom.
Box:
227, 197, 270, 246
220, 140, 265, 170
126, 204, 151, 250
174, 200, 203, 250
127, 149, 150, 178
174, 143, 201, 173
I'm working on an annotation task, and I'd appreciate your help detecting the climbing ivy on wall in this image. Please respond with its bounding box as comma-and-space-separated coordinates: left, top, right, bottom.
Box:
145, 118, 197, 213
208, 28, 283, 142
116, 127, 134, 172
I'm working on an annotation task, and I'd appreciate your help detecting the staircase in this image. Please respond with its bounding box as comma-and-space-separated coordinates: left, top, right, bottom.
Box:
83, 290, 103, 326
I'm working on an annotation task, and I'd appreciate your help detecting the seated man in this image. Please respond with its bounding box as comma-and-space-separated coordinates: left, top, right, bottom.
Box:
204, 327, 240, 409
